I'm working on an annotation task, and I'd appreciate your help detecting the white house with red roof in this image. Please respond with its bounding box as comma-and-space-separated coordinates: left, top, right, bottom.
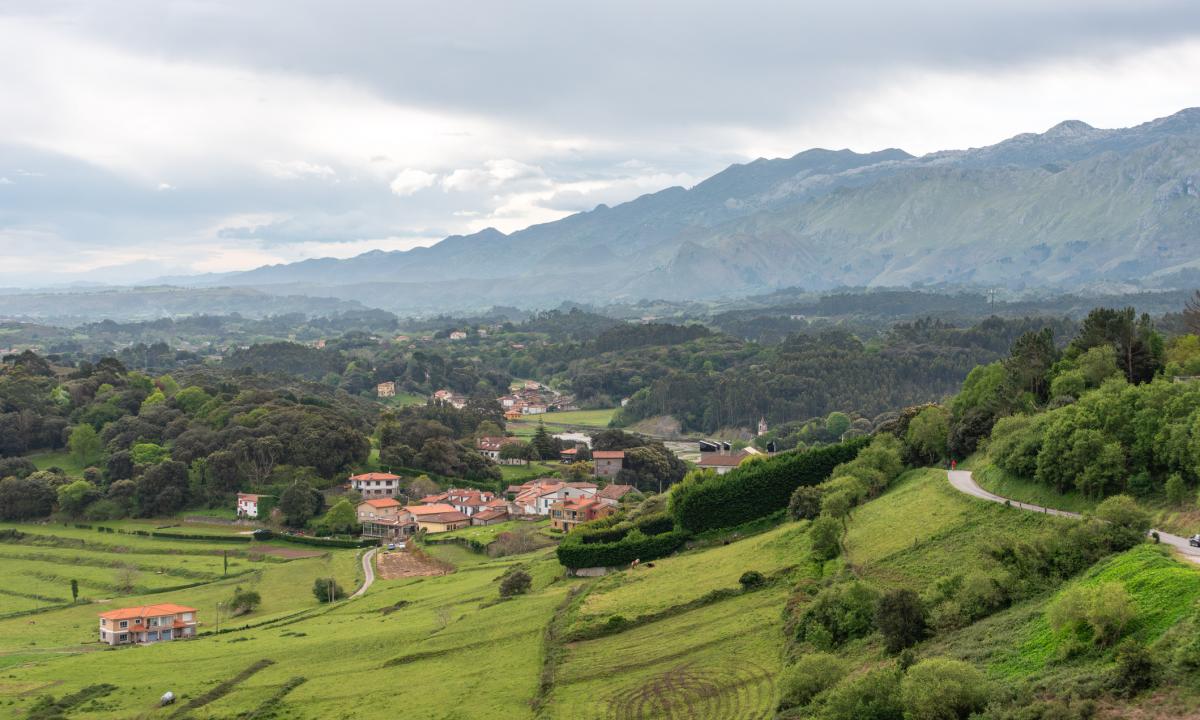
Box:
350, 472, 402, 498
236, 492, 274, 519
98, 604, 197, 645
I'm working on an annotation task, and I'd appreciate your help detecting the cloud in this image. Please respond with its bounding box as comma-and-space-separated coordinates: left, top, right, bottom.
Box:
157, 182, 175, 191
0, 177, 12, 184
261, 160, 337, 181
389, 168, 437, 196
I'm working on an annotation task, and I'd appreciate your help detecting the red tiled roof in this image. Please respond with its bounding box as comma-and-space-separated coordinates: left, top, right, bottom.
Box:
361, 498, 401, 508
406, 503, 458, 516
598, 484, 636, 500
697, 453, 746, 467
592, 450, 625, 459
99, 603, 196, 621
560, 448, 577, 455
350, 472, 401, 481
474, 508, 508, 521
417, 511, 470, 524
477, 436, 521, 451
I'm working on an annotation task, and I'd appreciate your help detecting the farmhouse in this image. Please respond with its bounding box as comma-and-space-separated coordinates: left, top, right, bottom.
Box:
477, 436, 525, 464
98, 604, 198, 646
376, 381, 396, 398
549, 498, 614, 533
592, 450, 625, 478
236, 492, 275, 519
443, 488, 497, 516
596, 484, 637, 506
405, 503, 471, 533
432, 389, 468, 409
350, 471, 402, 498
448, 330, 467, 340
358, 498, 418, 539
471, 506, 510, 526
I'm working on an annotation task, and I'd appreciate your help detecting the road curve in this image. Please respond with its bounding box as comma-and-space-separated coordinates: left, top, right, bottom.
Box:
947, 470, 1200, 566
350, 547, 377, 599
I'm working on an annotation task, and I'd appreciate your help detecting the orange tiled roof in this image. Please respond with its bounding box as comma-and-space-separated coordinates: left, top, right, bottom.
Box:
99, 603, 196, 621
362, 498, 401, 508
405, 503, 458, 516
350, 472, 401, 481
592, 450, 625, 459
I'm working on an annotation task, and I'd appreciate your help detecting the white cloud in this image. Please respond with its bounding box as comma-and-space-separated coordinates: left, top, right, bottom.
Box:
260, 160, 337, 181
157, 182, 175, 191
442, 159, 545, 192
0, 177, 12, 185
389, 168, 437, 196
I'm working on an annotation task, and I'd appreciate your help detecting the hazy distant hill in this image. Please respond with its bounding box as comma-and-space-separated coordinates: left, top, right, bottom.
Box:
172, 109, 1200, 310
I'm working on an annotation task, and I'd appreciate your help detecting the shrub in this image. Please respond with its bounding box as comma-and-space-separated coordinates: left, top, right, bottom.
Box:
556, 528, 688, 569
789, 485, 823, 520
796, 582, 879, 650
1111, 639, 1156, 697
499, 570, 532, 598
738, 570, 766, 590
1094, 495, 1150, 536
669, 437, 868, 533
817, 666, 903, 720
1165, 473, 1188, 507
312, 578, 345, 603
1048, 582, 1134, 648
230, 587, 262, 615
809, 516, 842, 561
875, 588, 928, 654
778, 652, 847, 710
900, 658, 989, 720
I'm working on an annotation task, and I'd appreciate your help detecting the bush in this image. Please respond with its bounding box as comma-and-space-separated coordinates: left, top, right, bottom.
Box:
312, 578, 345, 603
499, 570, 532, 598
669, 437, 868, 533
900, 658, 989, 720
1048, 582, 1134, 648
817, 666, 903, 720
796, 582, 879, 650
875, 588, 928, 654
738, 570, 766, 590
778, 652, 847, 709
1094, 495, 1151, 536
230, 586, 262, 615
1111, 639, 1156, 697
810, 516, 842, 561
556, 528, 688, 569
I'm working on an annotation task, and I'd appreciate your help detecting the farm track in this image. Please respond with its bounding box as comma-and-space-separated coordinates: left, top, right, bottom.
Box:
599, 662, 775, 720
948, 470, 1200, 566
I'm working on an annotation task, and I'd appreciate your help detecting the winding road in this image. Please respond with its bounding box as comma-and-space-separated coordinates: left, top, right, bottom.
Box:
350, 547, 378, 599
948, 470, 1200, 567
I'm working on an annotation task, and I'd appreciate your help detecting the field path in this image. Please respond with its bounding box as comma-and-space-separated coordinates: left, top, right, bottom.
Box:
351, 547, 377, 599
948, 470, 1200, 566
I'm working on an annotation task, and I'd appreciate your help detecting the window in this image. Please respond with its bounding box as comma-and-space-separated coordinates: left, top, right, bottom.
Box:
119, 633, 128, 642
119, 620, 128, 629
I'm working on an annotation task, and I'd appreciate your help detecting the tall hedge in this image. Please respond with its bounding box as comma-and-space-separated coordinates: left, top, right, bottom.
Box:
669, 438, 869, 533
556, 529, 688, 569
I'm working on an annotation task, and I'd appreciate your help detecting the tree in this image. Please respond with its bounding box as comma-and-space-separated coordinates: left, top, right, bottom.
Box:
1186, 290, 1200, 335
0, 476, 56, 520
1111, 639, 1157, 697
795, 581, 880, 649
875, 589, 928, 654
70, 579, 78, 603
134, 460, 189, 517
130, 442, 169, 466
57, 480, 100, 517
788, 485, 823, 520
1070, 307, 1163, 384
229, 586, 262, 615
1165, 473, 1188, 507
530, 423, 558, 460
1006, 328, 1058, 400
280, 481, 321, 528
406, 475, 438, 500
68, 424, 102, 468
1095, 495, 1151, 536
739, 570, 766, 590
810, 516, 842, 561
321, 499, 358, 534
825, 412, 852, 439
499, 569, 532, 597
900, 658, 989, 720
818, 666, 903, 720
312, 577, 344, 603
905, 406, 949, 465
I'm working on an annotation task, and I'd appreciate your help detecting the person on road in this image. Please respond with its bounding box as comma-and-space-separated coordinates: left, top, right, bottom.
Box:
950, 459, 957, 471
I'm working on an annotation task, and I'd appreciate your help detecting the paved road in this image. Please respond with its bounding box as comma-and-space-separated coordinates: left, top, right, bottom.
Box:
948, 470, 1200, 566
350, 547, 377, 599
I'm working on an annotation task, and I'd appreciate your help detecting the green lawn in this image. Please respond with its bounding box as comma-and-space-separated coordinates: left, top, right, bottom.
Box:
972, 462, 1098, 514
434, 519, 550, 545
28, 449, 89, 477
541, 408, 616, 428
500, 461, 560, 481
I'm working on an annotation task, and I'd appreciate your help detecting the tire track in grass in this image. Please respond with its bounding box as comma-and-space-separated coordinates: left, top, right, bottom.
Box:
171, 658, 275, 718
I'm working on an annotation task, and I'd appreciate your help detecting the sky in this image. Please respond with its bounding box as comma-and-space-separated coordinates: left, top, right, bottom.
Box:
1, 0, 1200, 287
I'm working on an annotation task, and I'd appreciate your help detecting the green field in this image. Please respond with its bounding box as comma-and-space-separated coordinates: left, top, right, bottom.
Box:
434, 518, 550, 545
500, 461, 562, 481
28, 449, 90, 477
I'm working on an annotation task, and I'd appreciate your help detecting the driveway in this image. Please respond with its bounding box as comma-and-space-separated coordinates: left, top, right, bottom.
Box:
947, 470, 1200, 566
350, 547, 378, 599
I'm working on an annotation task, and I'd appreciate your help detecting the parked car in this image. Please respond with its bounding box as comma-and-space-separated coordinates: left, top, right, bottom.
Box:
1189, 535, 1200, 548
386, 543, 396, 550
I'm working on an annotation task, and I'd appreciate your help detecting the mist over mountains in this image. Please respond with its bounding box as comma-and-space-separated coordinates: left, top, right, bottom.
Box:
162, 109, 1200, 311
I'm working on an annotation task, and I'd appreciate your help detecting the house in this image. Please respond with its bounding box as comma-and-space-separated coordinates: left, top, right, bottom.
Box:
592, 450, 625, 479
697, 450, 752, 475
522, 403, 548, 415
377, 381, 396, 398
596, 484, 637, 506
357, 497, 403, 522
236, 492, 275, 519
432, 389, 467, 409
471, 507, 510, 526
511, 479, 564, 515
504, 409, 524, 421
444, 488, 497, 516
448, 330, 467, 340
549, 498, 614, 533
405, 504, 471, 533
98, 604, 198, 646
758, 417, 769, 436
477, 436, 525, 464
350, 472, 402, 498
559, 447, 578, 463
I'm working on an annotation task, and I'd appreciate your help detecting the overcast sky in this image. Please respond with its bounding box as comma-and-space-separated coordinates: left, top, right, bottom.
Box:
2, 0, 1200, 286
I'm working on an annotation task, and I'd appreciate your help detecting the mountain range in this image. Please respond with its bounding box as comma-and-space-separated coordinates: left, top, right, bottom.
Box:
168, 109, 1200, 311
